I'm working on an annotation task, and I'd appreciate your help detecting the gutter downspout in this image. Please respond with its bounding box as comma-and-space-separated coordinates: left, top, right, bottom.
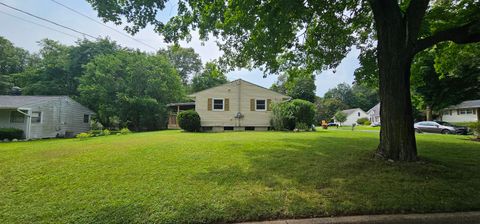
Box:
17, 108, 31, 140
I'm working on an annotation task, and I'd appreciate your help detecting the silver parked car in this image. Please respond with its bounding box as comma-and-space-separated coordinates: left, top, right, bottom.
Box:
414, 121, 468, 135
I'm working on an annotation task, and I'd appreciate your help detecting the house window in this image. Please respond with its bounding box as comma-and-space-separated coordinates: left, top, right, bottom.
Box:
83, 114, 90, 123
256, 99, 266, 111
443, 110, 451, 115
358, 112, 360, 117
10, 111, 25, 123
213, 98, 224, 111
458, 109, 473, 115
31, 112, 41, 123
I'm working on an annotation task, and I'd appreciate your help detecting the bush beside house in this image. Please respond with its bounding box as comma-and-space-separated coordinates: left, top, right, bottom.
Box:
356, 117, 369, 125
177, 110, 201, 132
0, 128, 24, 140
271, 99, 316, 131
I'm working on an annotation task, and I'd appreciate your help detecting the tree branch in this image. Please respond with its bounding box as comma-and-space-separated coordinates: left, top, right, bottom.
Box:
405, 0, 429, 44
414, 21, 480, 54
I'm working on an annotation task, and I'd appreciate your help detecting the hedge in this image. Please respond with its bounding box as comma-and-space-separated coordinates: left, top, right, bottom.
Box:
0, 128, 24, 140
177, 110, 201, 132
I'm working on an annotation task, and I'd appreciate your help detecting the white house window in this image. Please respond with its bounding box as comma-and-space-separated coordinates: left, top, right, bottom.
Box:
83, 114, 90, 123
458, 109, 473, 115
31, 112, 41, 123
443, 110, 452, 115
357, 112, 360, 117
256, 99, 266, 111
213, 98, 224, 111
10, 111, 25, 123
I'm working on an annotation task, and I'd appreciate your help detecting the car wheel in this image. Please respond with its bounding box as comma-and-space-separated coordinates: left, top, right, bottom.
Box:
441, 129, 451, 134
414, 128, 422, 133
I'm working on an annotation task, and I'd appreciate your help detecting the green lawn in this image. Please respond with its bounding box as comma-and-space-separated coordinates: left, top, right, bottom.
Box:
0, 130, 479, 223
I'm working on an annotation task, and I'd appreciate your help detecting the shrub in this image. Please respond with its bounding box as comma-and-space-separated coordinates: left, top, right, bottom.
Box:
271, 99, 316, 131
76, 132, 92, 140
334, 111, 347, 126
364, 120, 372, 126
177, 110, 201, 132
470, 121, 480, 139
357, 117, 369, 125
102, 129, 111, 136
120, 128, 131, 135
0, 128, 24, 140
295, 122, 309, 131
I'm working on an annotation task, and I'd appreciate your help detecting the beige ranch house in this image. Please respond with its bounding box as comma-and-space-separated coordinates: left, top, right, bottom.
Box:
168, 79, 290, 131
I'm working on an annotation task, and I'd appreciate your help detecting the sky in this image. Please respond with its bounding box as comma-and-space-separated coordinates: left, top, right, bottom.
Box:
0, 0, 359, 96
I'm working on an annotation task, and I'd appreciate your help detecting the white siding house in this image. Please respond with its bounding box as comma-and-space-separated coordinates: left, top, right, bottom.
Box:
440, 100, 480, 123
0, 96, 95, 139
367, 103, 380, 123
334, 108, 368, 126
168, 79, 290, 131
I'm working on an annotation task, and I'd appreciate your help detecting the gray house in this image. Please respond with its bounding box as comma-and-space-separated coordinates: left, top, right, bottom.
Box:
0, 96, 95, 139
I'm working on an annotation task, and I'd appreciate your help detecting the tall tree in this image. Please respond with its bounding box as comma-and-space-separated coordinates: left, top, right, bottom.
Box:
271, 68, 316, 102
0, 36, 29, 94
411, 43, 480, 120
158, 44, 203, 85
190, 62, 228, 92
87, 0, 480, 161
78, 51, 185, 131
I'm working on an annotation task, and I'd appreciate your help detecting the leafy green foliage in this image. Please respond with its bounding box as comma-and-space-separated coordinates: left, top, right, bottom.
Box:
78, 51, 185, 131
0, 36, 30, 94
411, 45, 480, 113
357, 117, 369, 125
190, 62, 228, 92
0, 128, 24, 140
120, 128, 131, 135
272, 99, 316, 131
177, 110, 201, 132
469, 121, 480, 139
334, 111, 347, 125
271, 68, 316, 102
75, 132, 92, 140
158, 44, 203, 85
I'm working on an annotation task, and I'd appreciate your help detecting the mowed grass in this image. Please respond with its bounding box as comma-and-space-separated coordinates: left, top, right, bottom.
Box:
0, 130, 479, 223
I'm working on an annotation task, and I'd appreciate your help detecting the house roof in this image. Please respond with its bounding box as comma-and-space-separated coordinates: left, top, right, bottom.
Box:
188, 79, 290, 99
341, 108, 365, 116
367, 103, 380, 115
445, 100, 480, 109
166, 102, 196, 107
0, 95, 64, 109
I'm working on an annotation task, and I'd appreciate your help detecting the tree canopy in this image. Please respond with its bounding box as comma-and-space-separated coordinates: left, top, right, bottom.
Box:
78, 51, 184, 131
190, 62, 228, 92
158, 44, 203, 85
271, 68, 316, 103
0, 37, 29, 94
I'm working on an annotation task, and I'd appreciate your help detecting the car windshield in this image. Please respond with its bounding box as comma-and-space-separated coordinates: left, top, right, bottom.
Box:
436, 121, 454, 126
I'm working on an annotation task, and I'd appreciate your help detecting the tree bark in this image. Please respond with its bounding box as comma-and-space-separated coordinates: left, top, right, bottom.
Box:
371, 0, 418, 161
426, 105, 432, 121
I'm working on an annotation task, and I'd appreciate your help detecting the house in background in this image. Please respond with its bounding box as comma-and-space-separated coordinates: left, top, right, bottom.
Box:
440, 100, 480, 123
367, 103, 380, 124
0, 96, 95, 139
168, 79, 290, 131
334, 108, 368, 126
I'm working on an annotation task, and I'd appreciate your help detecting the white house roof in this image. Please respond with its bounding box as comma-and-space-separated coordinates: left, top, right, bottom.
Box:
445, 100, 480, 109
367, 103, 380, 115
0, 95, 64, 109
341, 108, 364, 116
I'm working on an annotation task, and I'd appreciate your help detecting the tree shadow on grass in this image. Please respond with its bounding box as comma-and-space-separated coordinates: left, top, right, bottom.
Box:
194, 135, 480, 221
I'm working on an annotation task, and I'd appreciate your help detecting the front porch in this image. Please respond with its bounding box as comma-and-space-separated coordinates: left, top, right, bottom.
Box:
166, 102, 195, 129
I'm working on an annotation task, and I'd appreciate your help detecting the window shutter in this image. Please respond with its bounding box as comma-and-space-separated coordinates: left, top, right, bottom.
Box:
250, 99, 255, 111
225, 98, 229, 111
208, 98, 212, 111
267, 99, 272, 111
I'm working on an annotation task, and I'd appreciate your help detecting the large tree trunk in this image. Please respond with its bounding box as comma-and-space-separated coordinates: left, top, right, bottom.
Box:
374, 4, 418, 161
426, 105, 433, 121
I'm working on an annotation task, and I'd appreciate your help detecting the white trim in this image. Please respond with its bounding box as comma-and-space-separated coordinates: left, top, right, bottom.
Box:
255, 98, 267, 111
212, 98, 225, 111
